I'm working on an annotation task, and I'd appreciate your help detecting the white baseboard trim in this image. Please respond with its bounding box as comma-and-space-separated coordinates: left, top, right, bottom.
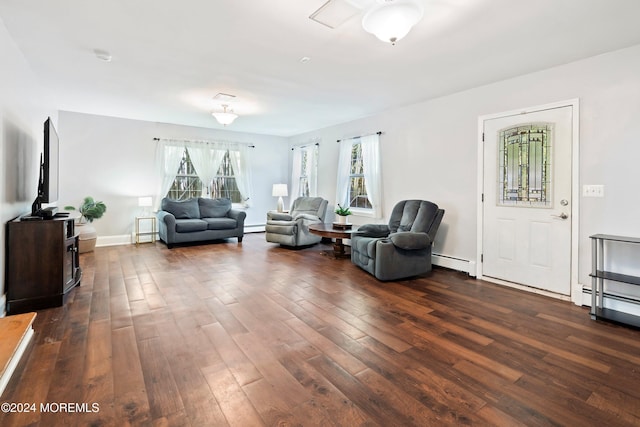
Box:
432, 254, 475, 276
482, 276, 571, 301
580, 286, 591, 307
0, 325, 34, 397
97, 234, 132, 247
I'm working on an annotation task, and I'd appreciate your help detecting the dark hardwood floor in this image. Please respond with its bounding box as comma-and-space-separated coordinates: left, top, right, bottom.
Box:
2, 232, 640, 426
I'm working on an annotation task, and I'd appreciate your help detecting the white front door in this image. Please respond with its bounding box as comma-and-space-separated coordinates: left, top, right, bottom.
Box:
481, 105, 573, 295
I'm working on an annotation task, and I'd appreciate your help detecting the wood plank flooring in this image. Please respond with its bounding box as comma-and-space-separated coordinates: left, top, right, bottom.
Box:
1, 233, 639, 426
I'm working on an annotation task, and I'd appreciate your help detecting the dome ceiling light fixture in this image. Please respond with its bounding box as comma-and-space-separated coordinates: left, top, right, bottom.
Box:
212, 104, 238, 126
362, 0, 424, 45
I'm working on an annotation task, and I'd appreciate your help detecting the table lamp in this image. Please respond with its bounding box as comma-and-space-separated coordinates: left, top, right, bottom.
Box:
138, 196, 153, 216
272, 184, 288, 212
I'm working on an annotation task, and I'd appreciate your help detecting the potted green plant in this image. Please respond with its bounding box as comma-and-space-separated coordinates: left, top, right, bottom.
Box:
65, 196, 107, 223
335, 204, 351, 224
65, 197, 107, 253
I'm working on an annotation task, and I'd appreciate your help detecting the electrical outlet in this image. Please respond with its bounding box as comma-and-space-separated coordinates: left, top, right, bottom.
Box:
583, 185, 604, 197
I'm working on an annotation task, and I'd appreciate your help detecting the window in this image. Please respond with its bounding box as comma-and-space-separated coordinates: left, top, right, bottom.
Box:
211, 150, 242, 203
348, 142, 372, 209
336, 133, 381, 217
498, 123, 552, 207
164, 145, 250, 205
299, 149, 310, 197
166, 149, 202, 201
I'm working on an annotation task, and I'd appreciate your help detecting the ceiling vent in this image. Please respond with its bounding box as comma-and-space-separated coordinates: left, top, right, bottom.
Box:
309, 0, 360, 29
213, 93, 236, 102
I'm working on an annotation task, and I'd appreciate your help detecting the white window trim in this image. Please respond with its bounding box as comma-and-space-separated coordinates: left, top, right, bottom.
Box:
349, 207, 377, 218
335, 134, 382, 218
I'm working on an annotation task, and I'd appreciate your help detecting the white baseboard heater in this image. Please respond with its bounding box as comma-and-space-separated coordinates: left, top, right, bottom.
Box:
432, 253, 475, 276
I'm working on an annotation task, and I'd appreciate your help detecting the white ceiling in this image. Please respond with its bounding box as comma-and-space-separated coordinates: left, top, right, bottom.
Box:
1, 0, 640, 137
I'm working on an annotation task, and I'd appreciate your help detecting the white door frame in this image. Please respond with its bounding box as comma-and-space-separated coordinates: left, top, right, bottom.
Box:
476, 99, 581, 304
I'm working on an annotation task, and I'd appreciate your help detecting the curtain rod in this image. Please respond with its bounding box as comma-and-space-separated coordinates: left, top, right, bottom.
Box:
336, 131, 382, 143
153, 137, 254, 148
291, 142, 320, 150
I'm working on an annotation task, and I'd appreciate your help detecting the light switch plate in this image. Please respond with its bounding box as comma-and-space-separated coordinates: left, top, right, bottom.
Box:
583, 184, 604, 197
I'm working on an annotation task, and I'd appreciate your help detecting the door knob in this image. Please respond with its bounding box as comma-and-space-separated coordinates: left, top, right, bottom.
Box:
551, 213, 568, 220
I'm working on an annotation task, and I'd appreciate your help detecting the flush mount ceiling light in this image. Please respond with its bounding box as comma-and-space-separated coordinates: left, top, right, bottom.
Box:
362, 0, 424, 45
212, 104, 238, 126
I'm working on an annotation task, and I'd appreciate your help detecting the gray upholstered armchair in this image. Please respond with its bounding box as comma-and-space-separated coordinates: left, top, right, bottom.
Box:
351, 200, 444, 281
265, 197, 328, 247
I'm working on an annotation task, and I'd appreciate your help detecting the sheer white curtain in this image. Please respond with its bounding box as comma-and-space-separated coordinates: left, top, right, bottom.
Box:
335, 140, 353, 208
155, 140, 185, 210
290, 143, 319, 199
290, 147, 303, 201
186, 141, 225, 197
227, 143, 253, 207
360, 133, 382, 218
307, 144, 319, 197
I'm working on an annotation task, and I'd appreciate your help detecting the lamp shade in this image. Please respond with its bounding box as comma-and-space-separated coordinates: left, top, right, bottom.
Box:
362, 0, 423, 45
272, 184, 288, 197
138, 196, 153, 207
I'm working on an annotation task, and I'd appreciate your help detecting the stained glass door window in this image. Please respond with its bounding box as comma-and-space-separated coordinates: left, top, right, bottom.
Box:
498, 123, 552, 207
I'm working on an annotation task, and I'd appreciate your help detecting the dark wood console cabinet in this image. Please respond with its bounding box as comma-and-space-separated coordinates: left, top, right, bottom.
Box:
5, 216, 82, 314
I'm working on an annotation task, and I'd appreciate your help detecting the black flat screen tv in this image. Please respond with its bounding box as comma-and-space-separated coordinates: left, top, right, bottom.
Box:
31, 117, 60, 216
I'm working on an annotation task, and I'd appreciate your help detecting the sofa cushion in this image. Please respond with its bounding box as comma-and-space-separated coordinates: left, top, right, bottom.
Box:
199, 198, 231, 218
175, 219, 208, 233
203, 217, 237, 230
162, 198, 200, 219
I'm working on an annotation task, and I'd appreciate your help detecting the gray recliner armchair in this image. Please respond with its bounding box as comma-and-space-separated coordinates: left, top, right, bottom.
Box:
265, 197, 328, 247
351, 200, 444, 281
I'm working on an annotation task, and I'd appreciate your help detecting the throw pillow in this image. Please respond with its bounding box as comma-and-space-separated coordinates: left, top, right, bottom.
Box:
199, 198, 231, 218
162, 198, 200, 219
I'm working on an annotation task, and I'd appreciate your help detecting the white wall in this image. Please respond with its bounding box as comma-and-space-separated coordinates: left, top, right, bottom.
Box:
57, 111, 289, 243
290, 44, 640, 296
0, 19, 55, 312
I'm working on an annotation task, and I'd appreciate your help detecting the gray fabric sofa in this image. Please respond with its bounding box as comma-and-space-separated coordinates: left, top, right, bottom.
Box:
157, 197, 246, 248
265, 197, 328, 247
351, 200, 444, 281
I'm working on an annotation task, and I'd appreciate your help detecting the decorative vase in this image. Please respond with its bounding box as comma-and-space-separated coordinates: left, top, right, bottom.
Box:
337, 214, 348, 224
